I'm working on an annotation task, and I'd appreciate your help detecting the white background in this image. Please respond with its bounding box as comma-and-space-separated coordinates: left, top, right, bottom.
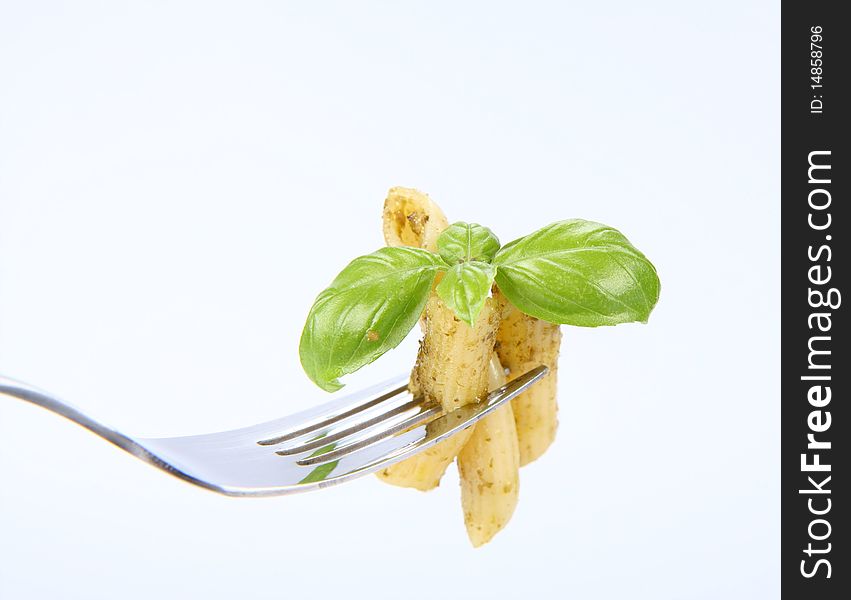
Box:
0, 2, 779, 598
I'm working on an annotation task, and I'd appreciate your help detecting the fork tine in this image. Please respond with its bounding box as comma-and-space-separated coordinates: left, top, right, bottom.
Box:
296, 365, 549, 468
256, 381, 408, 446
274, 396, 429, 456
293, 404, 442, 464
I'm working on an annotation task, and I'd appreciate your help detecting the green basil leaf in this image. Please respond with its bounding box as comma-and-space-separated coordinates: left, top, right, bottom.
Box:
437, 222, 501, 264
299, 247, 444, 391
493, 220, 660, 326
435, 261, 496, 326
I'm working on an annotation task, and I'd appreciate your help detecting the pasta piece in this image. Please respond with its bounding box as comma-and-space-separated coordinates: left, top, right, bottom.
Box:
378, 188, 461, 489
494, 290, 562, 466
457, 355, 520, 547
382, 187, 448, 253
410, 294, 500, 413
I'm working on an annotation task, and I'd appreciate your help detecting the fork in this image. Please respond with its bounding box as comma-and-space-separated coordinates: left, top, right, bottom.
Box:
0, 366, 547, 496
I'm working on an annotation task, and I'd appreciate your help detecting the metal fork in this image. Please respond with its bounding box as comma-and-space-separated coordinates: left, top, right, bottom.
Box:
0, 367, 547, 496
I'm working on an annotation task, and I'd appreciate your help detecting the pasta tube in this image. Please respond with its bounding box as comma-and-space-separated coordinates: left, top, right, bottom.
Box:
409, 294, 500, 413
494, 291, 562, 466
457, 355, 520, 546
378, 191, 497, 489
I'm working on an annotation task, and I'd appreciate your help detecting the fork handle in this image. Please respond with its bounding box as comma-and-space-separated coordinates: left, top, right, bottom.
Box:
0, 374, 149, 459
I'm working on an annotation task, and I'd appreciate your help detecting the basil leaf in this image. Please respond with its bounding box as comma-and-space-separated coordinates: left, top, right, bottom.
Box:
493, 220, 660, 326
435, 261, 496, 326
299, 247, 444, 391
437, 222, 501, 264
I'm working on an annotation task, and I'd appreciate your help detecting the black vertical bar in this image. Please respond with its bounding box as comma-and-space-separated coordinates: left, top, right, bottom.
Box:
782, 2, 848, 598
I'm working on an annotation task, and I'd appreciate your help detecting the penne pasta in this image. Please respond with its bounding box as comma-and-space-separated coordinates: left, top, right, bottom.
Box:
457, 355, 520, 546
494, 290, 562, 466
409, 294, 500, 414
378, 188, 483, 490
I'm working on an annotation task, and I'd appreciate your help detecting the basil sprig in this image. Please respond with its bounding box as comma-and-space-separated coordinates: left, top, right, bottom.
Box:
300, 218, 660, 391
